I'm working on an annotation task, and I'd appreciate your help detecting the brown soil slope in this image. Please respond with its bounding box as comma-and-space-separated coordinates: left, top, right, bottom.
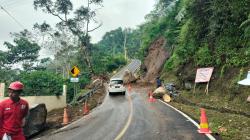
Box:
142, 37, 169, 83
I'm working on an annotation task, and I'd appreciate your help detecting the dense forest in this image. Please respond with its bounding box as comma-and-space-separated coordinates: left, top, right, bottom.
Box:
138, 0, 250, 69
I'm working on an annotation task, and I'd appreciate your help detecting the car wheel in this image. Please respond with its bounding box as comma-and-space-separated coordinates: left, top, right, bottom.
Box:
122, 91, 126, 95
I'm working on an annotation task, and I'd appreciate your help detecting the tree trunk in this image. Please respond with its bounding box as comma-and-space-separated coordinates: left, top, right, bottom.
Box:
80, 44, 94, 75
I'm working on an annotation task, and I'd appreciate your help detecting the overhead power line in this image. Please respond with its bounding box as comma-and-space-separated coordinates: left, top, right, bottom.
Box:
1, 0, 31, 9
0, 5, 25, 29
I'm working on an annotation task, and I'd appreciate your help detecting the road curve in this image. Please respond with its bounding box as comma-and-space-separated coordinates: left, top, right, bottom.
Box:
35, 60, 214, 140
122, 87, 211, 140
36, 86, 213, 140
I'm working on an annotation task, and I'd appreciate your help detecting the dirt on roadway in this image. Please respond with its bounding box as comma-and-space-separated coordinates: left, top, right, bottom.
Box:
30, 85, 106, 140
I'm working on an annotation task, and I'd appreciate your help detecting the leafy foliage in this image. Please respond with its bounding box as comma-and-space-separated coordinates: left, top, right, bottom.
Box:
152, 0, 250, 70
2, 36, 41, 71
139, 0, 184, 60
98, 27, 124, 57
187, 0, 250, 67
65, 75, 90, 103
0, 69, 19, 84
91, 27, 143, 74
194, 44, 213, 66
4, 38, 40, 64
18, 71, 63, 96
33, 0, 103, 74
164, 53, 180, 70
106, 55, 127, 72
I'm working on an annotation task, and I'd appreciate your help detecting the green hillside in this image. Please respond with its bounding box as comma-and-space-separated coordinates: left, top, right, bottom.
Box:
135, 0, 250, 139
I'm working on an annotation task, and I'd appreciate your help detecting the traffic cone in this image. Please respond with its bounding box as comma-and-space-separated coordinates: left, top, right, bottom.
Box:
62, 107, 69, 125
83, 101, 89, 115
148, 91, 156, 102
198, 108, 212, 134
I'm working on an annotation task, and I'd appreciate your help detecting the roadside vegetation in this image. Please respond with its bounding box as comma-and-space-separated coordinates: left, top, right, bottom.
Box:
0, 0, 249, 139
170, 102, 250, 140
137, 0, 250, 139
0, 0, 134, 103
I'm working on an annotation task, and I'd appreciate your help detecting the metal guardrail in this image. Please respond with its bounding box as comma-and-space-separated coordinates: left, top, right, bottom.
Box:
69, 84, 102, 105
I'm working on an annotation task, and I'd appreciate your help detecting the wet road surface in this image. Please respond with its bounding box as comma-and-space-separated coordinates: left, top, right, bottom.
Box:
37, 86, 212, 140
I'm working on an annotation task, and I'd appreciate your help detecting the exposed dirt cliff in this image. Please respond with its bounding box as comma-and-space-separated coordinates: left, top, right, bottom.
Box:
141, 37, 169, 83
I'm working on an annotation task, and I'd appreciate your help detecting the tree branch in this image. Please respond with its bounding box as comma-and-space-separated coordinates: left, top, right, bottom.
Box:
46, 5, 66, 22
88, 22, 102, 32
86, 0, 90, 36
65, 13, 68, 22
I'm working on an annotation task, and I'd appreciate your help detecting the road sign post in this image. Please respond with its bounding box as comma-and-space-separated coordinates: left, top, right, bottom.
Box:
70, 78, 79, 82
70, 66, 80, 100
194, 67, 214, 95
71, 66, 80, 77
74, 83, 77, 101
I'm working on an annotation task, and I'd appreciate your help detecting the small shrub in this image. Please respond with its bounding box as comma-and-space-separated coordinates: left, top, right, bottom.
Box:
194, 44, 213, 66
19, 71, 63, 96
164, 53, 180, 71
220, 65, 227, 78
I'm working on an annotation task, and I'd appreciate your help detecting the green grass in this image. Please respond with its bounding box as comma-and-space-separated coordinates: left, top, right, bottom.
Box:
180, 90, 250, 113
169, 98, 250, 140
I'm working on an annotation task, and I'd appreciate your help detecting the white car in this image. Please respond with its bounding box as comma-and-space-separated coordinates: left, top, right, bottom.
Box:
108, 78, 126, 95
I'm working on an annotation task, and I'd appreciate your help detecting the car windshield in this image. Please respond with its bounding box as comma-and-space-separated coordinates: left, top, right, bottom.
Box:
110, 80, 123, 85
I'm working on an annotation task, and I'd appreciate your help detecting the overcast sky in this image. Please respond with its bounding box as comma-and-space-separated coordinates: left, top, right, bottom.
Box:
0, 0, 155, 52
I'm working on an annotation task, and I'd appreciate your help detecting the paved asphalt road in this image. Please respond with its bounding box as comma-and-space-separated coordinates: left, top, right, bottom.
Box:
36, 60, 214, 140
37, 86, 212, 140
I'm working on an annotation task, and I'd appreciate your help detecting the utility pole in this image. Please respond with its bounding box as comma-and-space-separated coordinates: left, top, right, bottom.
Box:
123, 28, 127, 60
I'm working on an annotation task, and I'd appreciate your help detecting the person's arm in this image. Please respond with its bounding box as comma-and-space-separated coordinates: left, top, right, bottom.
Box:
22, 103, 29, 127
21, 118, 26, 127
24, 103, 29, 117
0, 104, 3, 128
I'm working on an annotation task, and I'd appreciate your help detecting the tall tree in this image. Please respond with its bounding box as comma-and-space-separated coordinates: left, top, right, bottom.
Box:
99, 27, 124, 56
0, 50, 7, 68
33, 0, 103, 74
97, 27, 141, 59
33, 22, 78, 77
3, 37, 41, 71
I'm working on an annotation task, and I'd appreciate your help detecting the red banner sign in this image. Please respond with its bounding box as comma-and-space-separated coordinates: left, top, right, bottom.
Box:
195, 67, 214, 83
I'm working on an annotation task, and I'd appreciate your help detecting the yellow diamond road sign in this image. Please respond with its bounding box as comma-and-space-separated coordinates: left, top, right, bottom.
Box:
71, 66, 80, 77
